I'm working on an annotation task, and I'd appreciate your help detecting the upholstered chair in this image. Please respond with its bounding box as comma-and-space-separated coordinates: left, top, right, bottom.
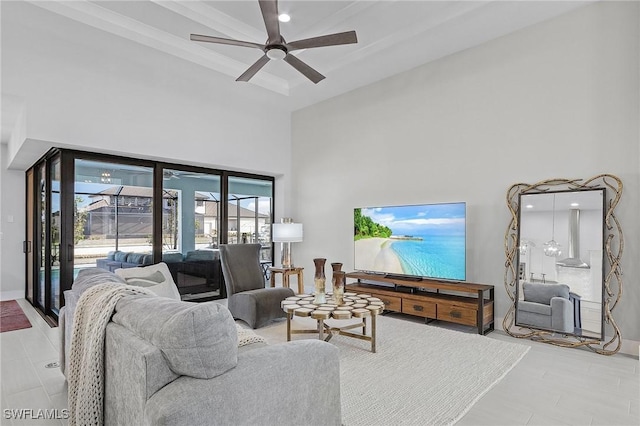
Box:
517, 282, 575, 333
220, 244, 294, 329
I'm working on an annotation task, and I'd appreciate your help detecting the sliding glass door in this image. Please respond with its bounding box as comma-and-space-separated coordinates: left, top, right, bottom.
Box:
25, 152, 62, 320
50, 157, 61, 314
227, 175, 273, 264
37, 162, 47, 310
73, 159, 154, 273
162, 168, 222, 300
25, 149, 276, 323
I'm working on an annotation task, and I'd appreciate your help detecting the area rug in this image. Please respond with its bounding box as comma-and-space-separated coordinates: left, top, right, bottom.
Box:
256, 314, 529, 426
0, 300, 33, 332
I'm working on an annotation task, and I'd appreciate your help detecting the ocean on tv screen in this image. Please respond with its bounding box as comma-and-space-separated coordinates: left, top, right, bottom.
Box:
354, 203, 466, 281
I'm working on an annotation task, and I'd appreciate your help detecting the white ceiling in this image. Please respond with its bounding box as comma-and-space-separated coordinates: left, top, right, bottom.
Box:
20, 0, 593, 111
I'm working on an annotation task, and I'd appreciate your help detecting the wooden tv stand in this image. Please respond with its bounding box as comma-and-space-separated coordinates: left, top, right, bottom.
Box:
345, 272, 494, 335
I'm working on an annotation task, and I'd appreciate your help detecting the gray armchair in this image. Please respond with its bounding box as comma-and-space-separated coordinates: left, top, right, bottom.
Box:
517, 282, 574, 333
220, 244, 294, 329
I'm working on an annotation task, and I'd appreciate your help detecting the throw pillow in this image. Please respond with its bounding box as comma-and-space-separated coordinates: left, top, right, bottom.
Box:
71, 268, 127, 297
112, 296, 238, 379
124, 278, 162, 288
126, 270, 166, 283
114, 263, 181, 300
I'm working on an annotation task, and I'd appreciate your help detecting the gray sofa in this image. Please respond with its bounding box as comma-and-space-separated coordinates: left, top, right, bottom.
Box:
105, 297, 340, 425
96, 250, 153, 271
60, 267, 341, 426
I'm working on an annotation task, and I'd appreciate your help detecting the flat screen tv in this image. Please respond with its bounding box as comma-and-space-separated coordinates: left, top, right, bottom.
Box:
354, 202, 466, 281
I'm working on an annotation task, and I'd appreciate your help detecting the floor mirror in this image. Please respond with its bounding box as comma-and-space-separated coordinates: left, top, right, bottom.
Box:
503, 174, 623, 355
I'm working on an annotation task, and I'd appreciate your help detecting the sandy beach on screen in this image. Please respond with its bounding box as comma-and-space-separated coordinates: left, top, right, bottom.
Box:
354, 237, 404, 273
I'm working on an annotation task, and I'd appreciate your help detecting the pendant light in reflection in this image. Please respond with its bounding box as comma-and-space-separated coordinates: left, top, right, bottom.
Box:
543, 194, 562, 257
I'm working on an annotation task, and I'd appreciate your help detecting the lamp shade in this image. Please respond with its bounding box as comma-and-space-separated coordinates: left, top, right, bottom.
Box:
272, 222, 303, 242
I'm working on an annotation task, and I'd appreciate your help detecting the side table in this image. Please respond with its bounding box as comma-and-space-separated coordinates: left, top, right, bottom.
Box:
269, 267, 304, 294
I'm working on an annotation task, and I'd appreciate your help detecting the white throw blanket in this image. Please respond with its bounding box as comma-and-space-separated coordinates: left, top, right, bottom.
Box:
67, 283, 153, 426
236, 324, 267, 346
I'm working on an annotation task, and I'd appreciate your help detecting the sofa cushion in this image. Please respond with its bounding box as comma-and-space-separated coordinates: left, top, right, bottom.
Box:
114, 263, 181, 300
106, 251, 119, 261
126, 252, 147, 264
114, 251, 130, 262
142, 254, 153, 265
185, 250, 217, 261
518, 300, 552, 315
162, 252, 184, 263
112, 296, 238, 379
523, 282, 570, 305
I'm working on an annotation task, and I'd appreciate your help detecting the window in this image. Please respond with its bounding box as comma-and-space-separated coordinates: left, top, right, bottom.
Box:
227, 175, 273, 262
25, 149, 275, 323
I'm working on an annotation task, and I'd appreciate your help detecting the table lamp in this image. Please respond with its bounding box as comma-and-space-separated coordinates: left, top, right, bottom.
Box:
272, 218, 303, 269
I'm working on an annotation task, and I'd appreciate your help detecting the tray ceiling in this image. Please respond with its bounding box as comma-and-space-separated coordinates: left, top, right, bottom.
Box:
15, 1, 593, 110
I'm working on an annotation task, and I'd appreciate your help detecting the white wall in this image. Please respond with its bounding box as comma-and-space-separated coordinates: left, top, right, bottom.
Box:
0, 144, 26, 300
291, 2, 640, 346
0, 2, 292, 299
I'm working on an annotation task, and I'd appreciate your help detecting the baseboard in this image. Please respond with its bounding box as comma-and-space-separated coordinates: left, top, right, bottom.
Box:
620, 340, 640, 358
0, 290, 25, 301
495, 316, 639, 358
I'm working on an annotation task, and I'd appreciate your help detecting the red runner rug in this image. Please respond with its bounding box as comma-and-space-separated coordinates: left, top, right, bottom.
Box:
0, 300, 33, 332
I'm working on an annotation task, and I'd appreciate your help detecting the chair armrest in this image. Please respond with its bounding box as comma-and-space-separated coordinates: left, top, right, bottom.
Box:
550, 297, 573, 333
145, 340, 341, 426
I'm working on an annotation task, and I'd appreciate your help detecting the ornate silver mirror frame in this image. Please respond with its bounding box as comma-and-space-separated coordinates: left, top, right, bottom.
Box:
503, 174, 623, 355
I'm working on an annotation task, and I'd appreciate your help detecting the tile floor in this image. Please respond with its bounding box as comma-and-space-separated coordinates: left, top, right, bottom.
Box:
1, 300, 68, 425
0, 299, 638, 425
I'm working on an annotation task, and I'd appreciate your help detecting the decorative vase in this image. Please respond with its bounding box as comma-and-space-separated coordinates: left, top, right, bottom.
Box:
332, 270, 345, 306
313, 258, 327, 304
331, 262, 343, 272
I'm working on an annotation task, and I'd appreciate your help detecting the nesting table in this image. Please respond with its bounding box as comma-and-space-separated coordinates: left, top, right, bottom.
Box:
281, 292, 384, 353
269, 267, 304, 294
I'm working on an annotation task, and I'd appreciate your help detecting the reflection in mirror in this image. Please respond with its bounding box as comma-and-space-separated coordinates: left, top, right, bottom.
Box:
515, 190, 604, 340
503, 174, 623, 355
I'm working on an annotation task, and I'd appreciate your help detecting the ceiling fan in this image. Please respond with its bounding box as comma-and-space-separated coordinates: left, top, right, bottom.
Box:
190, 0, 358, 84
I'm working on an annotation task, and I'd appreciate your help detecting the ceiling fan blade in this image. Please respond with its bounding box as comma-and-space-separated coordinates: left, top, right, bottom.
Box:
284, 54, 325, 84
236, 55, 270, 82
259, 0, 281, 43
286, 30, 358, 51
190, 34, 264, 49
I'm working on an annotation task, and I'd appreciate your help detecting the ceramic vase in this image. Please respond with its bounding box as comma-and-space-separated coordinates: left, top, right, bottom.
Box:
332, 270, 345, 306
313, 258, 327, 304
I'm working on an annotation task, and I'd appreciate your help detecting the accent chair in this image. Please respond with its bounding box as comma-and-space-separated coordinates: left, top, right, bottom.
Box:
219, 243, 294, 328
517, 282, 574, 333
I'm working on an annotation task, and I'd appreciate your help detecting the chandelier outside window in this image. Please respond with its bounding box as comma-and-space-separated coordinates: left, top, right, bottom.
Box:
543, 194, 562, 257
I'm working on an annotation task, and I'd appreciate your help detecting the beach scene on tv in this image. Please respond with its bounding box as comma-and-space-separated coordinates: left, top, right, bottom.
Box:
354, 203, 466, 281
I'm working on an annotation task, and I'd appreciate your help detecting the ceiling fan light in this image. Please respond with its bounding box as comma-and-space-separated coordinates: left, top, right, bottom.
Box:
266, 47, 286, 60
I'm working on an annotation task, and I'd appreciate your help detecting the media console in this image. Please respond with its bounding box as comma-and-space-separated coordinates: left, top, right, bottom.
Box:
345, 272, 494, 335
